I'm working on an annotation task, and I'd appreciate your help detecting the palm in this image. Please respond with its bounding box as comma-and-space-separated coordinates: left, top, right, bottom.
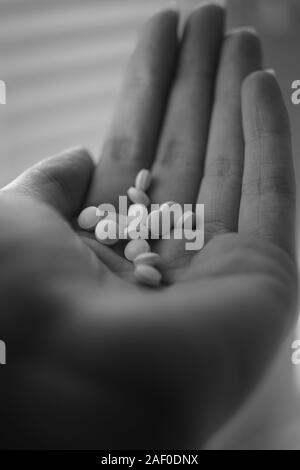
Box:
74, 219, 295, 308
1, 4, 298, 449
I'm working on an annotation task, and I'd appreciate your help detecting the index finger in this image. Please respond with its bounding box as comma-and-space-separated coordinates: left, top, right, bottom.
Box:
85, 9, 179, 207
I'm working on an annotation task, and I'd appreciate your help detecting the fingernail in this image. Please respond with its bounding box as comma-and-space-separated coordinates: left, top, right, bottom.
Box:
265, 68, 276, 76
227, 26, 257, 35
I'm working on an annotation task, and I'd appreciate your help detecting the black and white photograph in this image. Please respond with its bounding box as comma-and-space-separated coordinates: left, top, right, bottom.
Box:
1, 0, 300, 454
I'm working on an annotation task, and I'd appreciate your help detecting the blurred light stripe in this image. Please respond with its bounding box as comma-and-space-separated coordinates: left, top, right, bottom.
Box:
1, 0, 168, 185
5, 37, 132, 79
0, 0, 213, 186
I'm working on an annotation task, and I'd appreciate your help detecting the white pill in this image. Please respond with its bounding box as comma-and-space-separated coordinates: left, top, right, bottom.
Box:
135, 169, 152, 192
77, 206, 103, 230
147, 209, 171, 239
95, 219, 119, 246
175, 210, 196, 230
126, 221, 148, 240
133, 252, 161, 267
127, 187, 150, 206
124, 239, 150, 262
134, 265, 162, 286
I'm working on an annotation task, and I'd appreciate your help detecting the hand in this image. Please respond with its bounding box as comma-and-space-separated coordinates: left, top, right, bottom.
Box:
0, 4, 297, 449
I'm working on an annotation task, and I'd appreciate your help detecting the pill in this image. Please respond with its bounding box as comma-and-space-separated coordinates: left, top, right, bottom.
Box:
124, 239, 150, 262
133, 252, 161, 267
127, 187, 150, 206
147, 209, 171, 238
126, 221, 148, 240
77, 206, 103, 230
135, 169, 152, 192
175, 210, 196, 230
134, 265, 162, 286
95, 219, 119, 246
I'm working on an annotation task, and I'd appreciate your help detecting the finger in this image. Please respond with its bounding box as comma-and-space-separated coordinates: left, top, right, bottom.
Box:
150, 3, 225, 205
85, 9, 179, 207
1, 146, 94, 219
239, 71, 296, 257
197, 28, 262, 235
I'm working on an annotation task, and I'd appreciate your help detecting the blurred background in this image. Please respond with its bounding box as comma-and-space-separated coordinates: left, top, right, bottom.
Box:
1, 0, 300, 449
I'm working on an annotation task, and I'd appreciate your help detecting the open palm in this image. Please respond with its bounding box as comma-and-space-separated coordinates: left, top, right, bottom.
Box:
0, 4, 298, 449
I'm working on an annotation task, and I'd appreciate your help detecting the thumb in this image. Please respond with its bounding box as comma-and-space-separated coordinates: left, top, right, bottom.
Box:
1, 147, 95, 219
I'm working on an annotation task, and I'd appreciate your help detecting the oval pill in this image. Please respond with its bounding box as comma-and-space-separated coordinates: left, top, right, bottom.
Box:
134, 265, 162, 286
78, 206, 103, 230
127, 187, 150, 206
124, 239, 150, 262
133, 252, 161, 267
135, 169, 151, 192
95, 219, 119, 246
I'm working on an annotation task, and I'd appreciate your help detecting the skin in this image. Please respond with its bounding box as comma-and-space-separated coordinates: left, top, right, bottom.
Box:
0, 4, 298, 449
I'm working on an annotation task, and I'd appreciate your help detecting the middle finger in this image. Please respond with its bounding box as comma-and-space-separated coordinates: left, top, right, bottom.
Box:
150, 3, 225, 206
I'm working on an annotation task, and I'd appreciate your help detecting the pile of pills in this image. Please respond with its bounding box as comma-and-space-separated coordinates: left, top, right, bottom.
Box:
78, 169, 196, 287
